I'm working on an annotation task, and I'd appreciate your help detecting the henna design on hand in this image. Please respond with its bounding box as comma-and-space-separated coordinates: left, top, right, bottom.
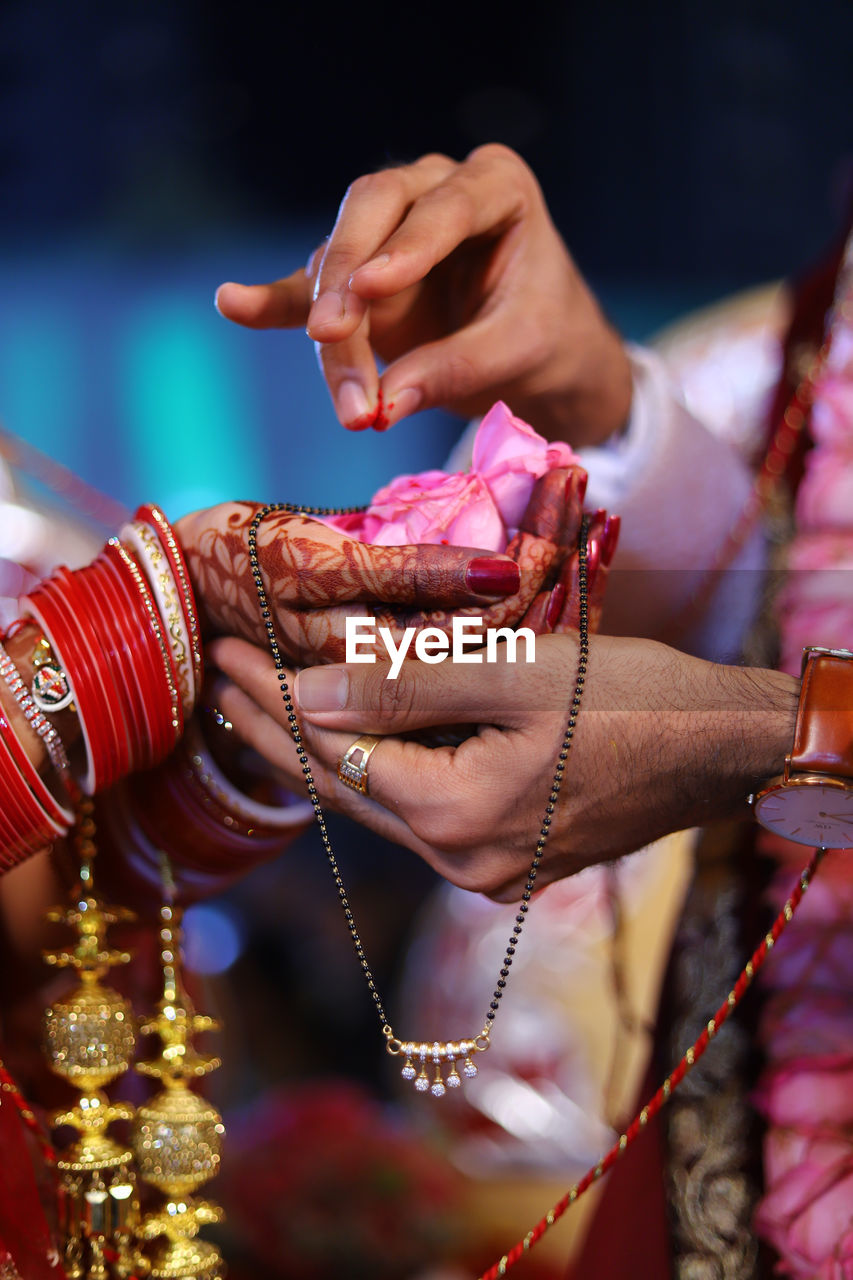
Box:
175, 462, 596, 668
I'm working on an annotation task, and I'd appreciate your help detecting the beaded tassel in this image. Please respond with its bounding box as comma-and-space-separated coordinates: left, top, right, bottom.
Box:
133, 902, 225, 1280
42, 800, 141, 1280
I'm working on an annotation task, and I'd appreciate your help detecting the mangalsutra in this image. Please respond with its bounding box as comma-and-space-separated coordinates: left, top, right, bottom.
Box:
248, 504, 590, 1096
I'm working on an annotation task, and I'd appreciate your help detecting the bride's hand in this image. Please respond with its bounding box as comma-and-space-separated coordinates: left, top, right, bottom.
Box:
175, 466, 591, 665
175, 503, 519, 662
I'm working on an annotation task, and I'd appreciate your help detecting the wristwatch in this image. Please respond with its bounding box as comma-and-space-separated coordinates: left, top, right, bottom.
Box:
753, 647, 853, 848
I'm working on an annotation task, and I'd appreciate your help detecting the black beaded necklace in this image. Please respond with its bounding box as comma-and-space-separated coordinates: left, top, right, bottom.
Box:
248, 505, 590, 1096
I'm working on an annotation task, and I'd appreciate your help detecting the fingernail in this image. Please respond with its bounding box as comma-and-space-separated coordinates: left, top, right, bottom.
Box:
466, 558, 520, 597
295, 667, 349, 713
353, 253, 391, 279
338, 380, 371, 427
382, 387, 422, 424
545, 579, 566, 629
586, 541, 601, 593
566, 469, 588, 505
307, 290, 345, 334
214, 283, 231, 315
601, 514, 621, 567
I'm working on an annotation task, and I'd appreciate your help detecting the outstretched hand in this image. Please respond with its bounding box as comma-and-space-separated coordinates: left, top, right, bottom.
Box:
175, 465, 598, 666
208, 631, 798, 901
215, 145, 632, 445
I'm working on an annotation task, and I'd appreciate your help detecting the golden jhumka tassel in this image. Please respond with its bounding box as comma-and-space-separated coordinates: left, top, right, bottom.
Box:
133, 902, 225, 1280
42, 799, 142, 1280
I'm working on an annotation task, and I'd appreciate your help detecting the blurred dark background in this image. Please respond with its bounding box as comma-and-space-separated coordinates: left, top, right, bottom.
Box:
1, 5, 852, 1272
2, 0, 852, 511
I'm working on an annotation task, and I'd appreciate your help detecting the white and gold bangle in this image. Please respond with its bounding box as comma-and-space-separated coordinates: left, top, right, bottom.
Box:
120, 519, 195, 718
138, 504, 203, 698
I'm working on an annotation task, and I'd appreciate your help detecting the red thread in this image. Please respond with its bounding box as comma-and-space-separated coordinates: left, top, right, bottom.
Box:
478, 846, 826, 1279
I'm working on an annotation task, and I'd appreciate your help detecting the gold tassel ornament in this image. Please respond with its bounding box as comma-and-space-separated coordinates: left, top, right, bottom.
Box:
132, 902, 225, 1280
43, 800, 142, 1278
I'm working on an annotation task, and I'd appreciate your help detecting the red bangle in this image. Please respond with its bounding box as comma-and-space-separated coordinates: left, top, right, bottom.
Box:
0, 708, 69, 867
0, 734, 42, 863
19, 524, 189, 795
104, 539, 182, 750
99, 540, 178, 757
50, 568, 134, 783
24, 576, 127, 792
72, 562, 148, 771
94, 549, 171, 768
93, 718, 312, 902
136, 504, 203, 695
0, 705, 73, 832
0, 760, 43, 866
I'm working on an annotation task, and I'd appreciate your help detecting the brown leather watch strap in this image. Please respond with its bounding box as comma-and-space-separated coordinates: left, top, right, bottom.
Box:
790, 649, 853, 778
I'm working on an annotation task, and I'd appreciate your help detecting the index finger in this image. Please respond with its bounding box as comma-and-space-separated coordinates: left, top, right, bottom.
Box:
349, 144, 534, 302
256, 517, 523, 608
307, 153, 457, 342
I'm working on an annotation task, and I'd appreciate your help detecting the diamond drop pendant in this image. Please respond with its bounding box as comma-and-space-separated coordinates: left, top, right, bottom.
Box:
385, 1032, 489, 1097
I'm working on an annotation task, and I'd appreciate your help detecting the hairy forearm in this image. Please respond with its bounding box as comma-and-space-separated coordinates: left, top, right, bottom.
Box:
677, 663, 799, 821
578, 640, 800, 853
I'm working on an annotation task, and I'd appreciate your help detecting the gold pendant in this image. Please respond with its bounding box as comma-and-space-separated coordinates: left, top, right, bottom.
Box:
384, 1028, 490, 1097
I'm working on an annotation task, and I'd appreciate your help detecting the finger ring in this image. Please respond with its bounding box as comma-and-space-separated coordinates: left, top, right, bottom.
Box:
338, 734, 382, 795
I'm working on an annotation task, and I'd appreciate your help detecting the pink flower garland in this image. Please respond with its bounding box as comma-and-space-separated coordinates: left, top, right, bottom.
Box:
754, 240, 853, 1277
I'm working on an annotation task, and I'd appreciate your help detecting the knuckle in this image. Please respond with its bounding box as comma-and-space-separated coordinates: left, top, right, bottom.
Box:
434, 182, 477, 230
369, 664, 422, 726
467, 141, 524, 172
416, 150, 454, 169
435, 349, 480, 400
346, 168, 404, 207
413, 554, 462, 602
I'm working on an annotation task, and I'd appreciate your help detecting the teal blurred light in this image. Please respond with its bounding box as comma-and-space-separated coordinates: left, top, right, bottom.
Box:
118, 295, 261, 515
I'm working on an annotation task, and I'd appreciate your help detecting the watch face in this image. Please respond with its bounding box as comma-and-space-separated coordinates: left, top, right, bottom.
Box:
755, 777, 853, 848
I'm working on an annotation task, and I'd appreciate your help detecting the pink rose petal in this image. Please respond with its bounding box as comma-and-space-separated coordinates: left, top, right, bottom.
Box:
322, 401, 582, 550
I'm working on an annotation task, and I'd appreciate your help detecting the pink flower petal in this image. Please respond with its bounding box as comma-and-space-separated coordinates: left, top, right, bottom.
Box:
321, 401, 580, 550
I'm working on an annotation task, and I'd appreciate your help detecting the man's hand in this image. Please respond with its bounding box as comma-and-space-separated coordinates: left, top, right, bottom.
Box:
215, 145, 632, 445
207, 632, 799, 900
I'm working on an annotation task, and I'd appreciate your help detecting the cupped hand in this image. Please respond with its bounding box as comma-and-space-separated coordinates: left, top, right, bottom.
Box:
215, 145, 632, 445
175, 467, 592, 666
207, 632, 798, 902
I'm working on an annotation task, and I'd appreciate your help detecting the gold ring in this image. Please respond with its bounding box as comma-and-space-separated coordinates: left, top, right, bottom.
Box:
337, 734, 382, 795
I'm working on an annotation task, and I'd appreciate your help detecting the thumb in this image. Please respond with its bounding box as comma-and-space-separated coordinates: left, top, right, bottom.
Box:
293, 633, 573, 734
215, 274, 312, 329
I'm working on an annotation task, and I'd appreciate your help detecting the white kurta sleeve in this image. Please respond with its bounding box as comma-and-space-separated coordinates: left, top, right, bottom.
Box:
579, 346, 766, 659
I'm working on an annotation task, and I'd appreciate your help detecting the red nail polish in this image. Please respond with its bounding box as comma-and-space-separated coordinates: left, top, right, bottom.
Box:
566, 470, 588, 506
601, 514, 621, 567
466, 558, 521, 597
585, 540, 601, 593
546, 580, 566, 629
